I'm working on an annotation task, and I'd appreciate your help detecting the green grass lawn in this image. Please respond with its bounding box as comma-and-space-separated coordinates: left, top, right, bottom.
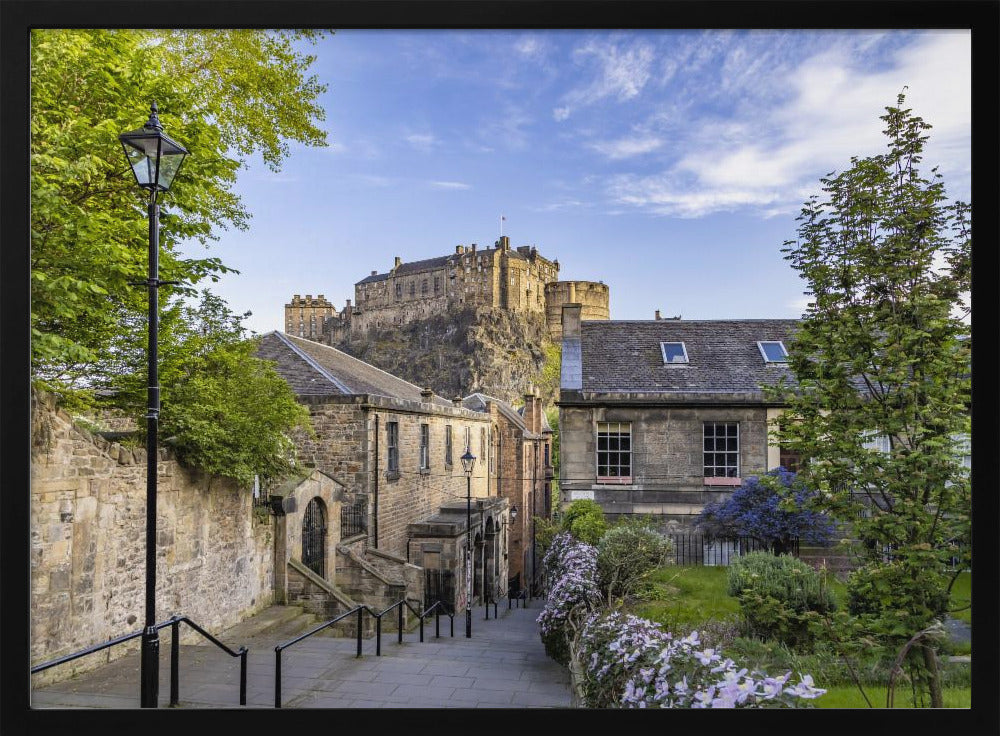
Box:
949, 571, 971, 625
629, 565, 740, 630
814, 685, 971, 708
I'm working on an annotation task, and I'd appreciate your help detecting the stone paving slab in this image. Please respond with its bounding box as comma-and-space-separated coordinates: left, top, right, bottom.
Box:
30, 601, 573, 710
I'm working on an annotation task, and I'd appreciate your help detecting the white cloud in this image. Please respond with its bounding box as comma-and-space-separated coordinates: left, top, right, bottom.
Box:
556, 37, 655, 120
405, 133, 437, 153
591, 135, 663, 160
603, 31, 971, 218
430, 181, 472, 190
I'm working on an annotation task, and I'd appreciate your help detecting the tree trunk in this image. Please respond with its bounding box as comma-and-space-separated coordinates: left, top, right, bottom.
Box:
922, 644, 944, 708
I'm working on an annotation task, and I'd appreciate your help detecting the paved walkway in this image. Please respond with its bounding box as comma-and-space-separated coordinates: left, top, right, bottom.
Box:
30, 600, 573, 709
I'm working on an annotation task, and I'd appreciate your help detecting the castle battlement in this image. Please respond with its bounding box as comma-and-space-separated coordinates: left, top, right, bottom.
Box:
285, 237, 609, 343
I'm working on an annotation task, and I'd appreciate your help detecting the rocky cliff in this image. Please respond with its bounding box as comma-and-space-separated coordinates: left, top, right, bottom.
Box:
335, 307, 556, 405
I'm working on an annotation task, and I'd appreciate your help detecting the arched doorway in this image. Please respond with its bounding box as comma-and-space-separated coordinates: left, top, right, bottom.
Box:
302, 497, 327, 577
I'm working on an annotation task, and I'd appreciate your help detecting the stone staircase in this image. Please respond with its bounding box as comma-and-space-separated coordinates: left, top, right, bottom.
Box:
215, 604, 323, 644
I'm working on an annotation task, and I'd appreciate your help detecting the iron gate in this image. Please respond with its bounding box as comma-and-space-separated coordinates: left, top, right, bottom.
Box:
302, 498, 327, 577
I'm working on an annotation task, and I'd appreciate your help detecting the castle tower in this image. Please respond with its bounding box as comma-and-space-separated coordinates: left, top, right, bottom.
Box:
284, 294, 338, 341
543, 281, 610, 340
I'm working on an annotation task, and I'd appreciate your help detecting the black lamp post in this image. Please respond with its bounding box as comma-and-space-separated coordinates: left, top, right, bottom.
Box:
119, 102, 188, 709
460, 447, 476, 638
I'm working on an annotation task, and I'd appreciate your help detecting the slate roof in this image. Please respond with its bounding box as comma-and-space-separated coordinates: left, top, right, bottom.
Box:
463, 393, 526, 430
578, 319, 800, 394
257, 331, 454, 407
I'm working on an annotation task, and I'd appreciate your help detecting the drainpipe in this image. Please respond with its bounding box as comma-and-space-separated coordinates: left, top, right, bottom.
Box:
373, 413, 379, 548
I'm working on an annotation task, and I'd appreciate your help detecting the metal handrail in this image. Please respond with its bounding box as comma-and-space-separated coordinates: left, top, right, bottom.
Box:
31, 615, 249, 706
273, 598, 457, 708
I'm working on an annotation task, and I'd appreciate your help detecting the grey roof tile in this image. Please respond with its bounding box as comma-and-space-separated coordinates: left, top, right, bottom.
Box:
257, 332, 452, 405
579, 319, 800, 394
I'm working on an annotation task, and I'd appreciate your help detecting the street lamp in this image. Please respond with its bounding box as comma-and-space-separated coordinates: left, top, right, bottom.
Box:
461, 447, 476, 638
119, 102, 188, 709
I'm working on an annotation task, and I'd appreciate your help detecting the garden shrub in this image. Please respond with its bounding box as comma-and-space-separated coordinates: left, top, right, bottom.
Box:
728, 551, 836, 648
596, 517, 673, 603
697, 467, 836, 554
536, 532, 601, 665
577, 610, 826, 708
560, 499, 608, 545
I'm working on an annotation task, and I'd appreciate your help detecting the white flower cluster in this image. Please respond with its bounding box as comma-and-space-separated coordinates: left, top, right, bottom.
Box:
579, 611, 826, 708
536, 533, 601, 637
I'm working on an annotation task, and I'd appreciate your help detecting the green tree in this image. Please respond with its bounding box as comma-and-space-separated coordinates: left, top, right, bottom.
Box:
31, 29, 329, 386
105, 291, 312, 486
771, 93, 971, 707
560, 499, 608, 545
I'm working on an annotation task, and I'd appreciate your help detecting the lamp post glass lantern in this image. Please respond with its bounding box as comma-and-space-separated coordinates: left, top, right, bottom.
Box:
119, 102, 188, 709
461, 448, 476, 637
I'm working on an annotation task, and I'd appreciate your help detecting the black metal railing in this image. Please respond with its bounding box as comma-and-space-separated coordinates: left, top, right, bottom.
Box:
273, 597, 455, 708
31, 615, 248, 707
668, 533, 786, 566
340, 499, 367, 537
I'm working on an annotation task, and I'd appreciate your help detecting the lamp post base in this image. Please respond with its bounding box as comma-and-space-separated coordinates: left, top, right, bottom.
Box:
140, 627, 160, 708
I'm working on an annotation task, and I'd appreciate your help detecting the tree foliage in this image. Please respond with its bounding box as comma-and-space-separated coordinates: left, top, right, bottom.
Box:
560, 499, 608, 545
31, 29, 328, 484
105, 292, 312, 486
769, 92, 971, 706
696, 468, 836, 553
596, 517, 673, 604
31, 28, 329, 384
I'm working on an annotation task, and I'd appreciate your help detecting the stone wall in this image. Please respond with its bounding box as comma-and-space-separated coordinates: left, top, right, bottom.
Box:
558, 403, 771, 526
544, 281, 610, 340
30, 391, 275, 685
291, 396, 491, 562
285, 293, 338, 340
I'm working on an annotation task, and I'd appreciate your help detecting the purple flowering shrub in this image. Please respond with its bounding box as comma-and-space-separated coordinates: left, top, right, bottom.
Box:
537, 532, 602, 665
697, 467, 836, 554
578, 610, 826, 708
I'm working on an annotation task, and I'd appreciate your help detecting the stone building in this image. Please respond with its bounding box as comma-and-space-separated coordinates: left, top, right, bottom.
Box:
257, 331, 511, 615
557, 304, 800, 528
462, 390, 553, 596
284, 294, 338, 340
289, 237, 611, 344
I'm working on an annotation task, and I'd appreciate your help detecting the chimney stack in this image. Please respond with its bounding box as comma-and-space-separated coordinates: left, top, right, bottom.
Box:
655, 310, 661, 320
452, 396, 464, 407
420, 388, 433, 401
394, 256, 402, 269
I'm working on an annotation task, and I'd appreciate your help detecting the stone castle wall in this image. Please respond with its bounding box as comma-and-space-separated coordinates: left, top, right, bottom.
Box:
544, 281, 610, 340
30, 391, 275, 685
285, 294, 338, 340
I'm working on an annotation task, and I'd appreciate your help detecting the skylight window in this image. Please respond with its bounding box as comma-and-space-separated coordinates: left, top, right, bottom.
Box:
661, 342, 689, 364
757, 341, 788, 363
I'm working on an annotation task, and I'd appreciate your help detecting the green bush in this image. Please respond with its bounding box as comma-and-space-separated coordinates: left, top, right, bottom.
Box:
560, 499, 608, 545
596, 518, 673, 603
728, 551, 836, 648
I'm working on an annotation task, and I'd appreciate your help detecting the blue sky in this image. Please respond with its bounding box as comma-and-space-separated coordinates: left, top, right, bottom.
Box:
182, 29, 972, 335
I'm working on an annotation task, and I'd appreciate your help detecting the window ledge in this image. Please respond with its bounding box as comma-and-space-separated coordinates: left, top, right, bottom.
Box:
703, 477, 742, 486
419, 468, 430, 475
596, 477, 632, 485
385, 470, 400, 481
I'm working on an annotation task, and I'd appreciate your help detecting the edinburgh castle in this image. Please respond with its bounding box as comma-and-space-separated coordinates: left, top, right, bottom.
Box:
285, 236, 610, 345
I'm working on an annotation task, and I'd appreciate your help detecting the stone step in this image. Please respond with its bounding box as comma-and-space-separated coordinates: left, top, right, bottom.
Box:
216, 605, 318, 643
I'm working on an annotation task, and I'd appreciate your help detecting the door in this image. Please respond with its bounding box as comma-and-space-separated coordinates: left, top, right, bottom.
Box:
302, 497, 327, 577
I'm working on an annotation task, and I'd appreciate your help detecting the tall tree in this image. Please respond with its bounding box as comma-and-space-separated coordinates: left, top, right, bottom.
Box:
30, 29, 329, 385
771, 93, 971, 707
105, 291, 312, 486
